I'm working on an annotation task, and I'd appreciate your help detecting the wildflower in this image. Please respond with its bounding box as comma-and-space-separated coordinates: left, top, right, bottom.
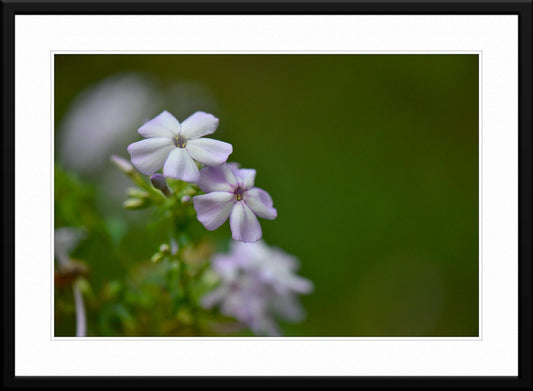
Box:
193, 163, 277, 243
127, 111, 232, 182
202, 240, 313, 336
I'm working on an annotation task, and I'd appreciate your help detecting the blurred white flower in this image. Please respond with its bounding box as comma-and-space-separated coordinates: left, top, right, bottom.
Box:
59, 74, 159, 174
54, 227, 88, 337
202, 240, 313, 336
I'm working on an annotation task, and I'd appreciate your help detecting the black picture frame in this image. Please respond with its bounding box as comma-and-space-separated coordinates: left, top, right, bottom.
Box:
2, 0, 531, 388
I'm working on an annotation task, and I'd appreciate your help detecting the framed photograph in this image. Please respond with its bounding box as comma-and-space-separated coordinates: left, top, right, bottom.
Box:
4, 0, 532, 387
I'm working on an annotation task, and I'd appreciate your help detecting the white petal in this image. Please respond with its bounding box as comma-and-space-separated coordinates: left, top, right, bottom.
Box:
186, 138, 232, 166
230, 202, 262, 243
127, 138, 174, 175
138, 110, 180, 138
198, 164, 238, 193
193, 192, 235, 230
180, 111, 219, 139
163, 148, 200, 182
237, 169, 256, 189
244, 188, 277, 220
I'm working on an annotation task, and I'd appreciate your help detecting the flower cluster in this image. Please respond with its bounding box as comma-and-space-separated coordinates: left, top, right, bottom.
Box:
202, 240, 314, 336
127, 110, 276, 243
56, 89, 316, 338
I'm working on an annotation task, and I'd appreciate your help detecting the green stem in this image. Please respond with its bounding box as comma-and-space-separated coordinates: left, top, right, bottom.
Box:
177, 256, 200, 335
171, 208, 201, 335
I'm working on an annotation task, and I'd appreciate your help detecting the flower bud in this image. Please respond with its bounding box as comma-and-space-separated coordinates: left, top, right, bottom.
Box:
110, 155, 134, 175
150, 174, 172, 197
159, 243, 170, 254
126, 187, 150, 199
151, 251, 164, 263
150, 174, 167, 189
170, 238, 179, 255
123, 198, 147, 209
181, 195, 191, 204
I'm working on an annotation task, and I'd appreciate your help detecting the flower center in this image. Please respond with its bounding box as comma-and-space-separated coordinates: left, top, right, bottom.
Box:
174, 134, 187, 148
234, 187, 245, 201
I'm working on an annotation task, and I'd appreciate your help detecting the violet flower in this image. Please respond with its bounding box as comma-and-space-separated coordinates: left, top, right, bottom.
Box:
193, 163, 277, 243
127, 111, 232, 182
202, 240, 313, 336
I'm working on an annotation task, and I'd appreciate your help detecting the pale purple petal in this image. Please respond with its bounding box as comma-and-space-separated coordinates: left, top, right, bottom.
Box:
228, 164, 256, 189
237, 169, 256, 189
286, 275, 314, 294
138, 110, 180, 138
163, 148, 200, 182
228, 162, 241, 171
259, 319, 281, 337
193, 192, 235, 230
180, 111, 219, 139
271, 295, 306, 322
244, 188, 277, 220
186, 138, 232, 166
212, 254, 239, 281
265, 272, 314, 295
198, 164, 238, 193
127, 138, 174, 175
230, 202, 262, 243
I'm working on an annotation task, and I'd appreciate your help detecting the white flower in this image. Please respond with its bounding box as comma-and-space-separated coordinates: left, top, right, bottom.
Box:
127, 111, 232, 182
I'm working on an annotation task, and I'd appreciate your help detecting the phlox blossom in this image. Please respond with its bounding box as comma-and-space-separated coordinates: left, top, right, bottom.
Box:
193, 163, 277, 243
127, 111, 232, 182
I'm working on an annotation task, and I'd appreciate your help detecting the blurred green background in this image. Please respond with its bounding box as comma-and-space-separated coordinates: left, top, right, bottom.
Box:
54, 55, 478, 336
